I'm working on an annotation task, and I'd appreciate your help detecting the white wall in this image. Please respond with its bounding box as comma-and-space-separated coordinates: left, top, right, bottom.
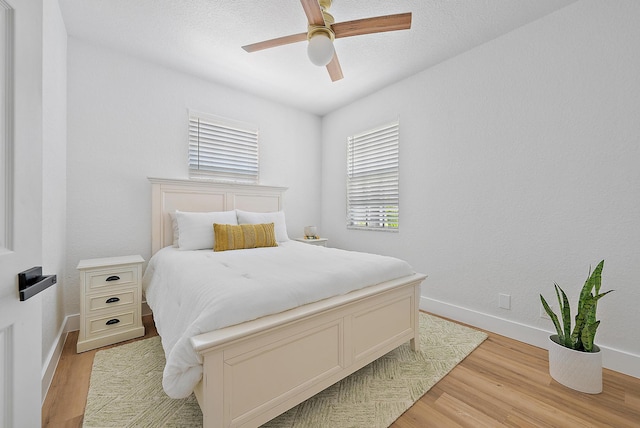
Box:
321, 0, 640, 376
42, 0, 67, 371
65, 39, 322, 315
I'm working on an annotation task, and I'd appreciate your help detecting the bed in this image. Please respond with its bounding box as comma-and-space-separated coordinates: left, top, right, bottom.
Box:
145, 177, 426, 428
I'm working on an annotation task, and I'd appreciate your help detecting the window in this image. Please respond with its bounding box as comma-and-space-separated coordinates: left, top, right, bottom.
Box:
188, 111, 259, 183
347, 121, 399, 231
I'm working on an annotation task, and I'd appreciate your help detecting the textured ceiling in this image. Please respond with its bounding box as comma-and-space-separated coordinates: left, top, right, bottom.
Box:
59, 0, 577, 116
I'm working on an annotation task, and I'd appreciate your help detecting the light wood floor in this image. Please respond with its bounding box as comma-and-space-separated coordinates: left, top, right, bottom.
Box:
42, 314, 640, 427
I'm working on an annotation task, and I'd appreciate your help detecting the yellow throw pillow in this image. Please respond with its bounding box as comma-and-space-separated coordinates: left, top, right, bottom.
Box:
213, 223, 278, 252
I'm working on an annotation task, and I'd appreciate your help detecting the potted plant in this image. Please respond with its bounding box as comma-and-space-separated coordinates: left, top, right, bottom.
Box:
539, 260, 613, 394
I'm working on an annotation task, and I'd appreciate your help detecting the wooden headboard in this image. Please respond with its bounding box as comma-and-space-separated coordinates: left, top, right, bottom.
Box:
149, 177, 287, 254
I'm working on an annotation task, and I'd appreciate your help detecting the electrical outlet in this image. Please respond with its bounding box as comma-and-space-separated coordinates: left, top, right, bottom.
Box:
499, 293, 511, 310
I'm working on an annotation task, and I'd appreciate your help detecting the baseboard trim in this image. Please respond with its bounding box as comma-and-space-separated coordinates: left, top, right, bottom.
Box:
41, 325, 65, 404
421, 296, 640, 379
41, 313, 78, 404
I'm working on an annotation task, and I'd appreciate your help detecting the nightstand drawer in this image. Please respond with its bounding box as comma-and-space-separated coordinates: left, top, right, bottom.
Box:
87, 289, 137, 312
86, 310, 136, 337
86, 266, 139, 293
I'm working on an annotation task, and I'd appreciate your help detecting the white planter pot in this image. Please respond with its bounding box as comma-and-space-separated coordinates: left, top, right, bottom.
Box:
548, 335, 602, 394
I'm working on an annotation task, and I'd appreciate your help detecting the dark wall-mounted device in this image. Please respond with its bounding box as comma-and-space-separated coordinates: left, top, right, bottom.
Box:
18, 266, 57, 301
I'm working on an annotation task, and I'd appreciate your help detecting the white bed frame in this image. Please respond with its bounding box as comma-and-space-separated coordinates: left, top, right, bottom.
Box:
149, 177, 426, 428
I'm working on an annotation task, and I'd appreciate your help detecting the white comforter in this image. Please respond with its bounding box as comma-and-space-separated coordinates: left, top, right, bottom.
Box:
142, 241, 414, 398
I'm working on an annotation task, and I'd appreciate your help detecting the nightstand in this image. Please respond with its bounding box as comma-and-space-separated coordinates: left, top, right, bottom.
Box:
294, 237, 328, 247
77, 255, 145, 353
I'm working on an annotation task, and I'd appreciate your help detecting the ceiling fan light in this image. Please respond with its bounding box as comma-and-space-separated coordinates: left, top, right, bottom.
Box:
307, 33, 334, 67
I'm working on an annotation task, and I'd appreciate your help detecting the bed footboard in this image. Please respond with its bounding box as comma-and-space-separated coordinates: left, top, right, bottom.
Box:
191, 273, 425, 428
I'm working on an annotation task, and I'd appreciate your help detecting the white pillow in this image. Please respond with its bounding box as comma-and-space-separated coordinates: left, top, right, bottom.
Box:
236, 209, 289, 242
168, 212, 179, 247
175, 210, 238, 250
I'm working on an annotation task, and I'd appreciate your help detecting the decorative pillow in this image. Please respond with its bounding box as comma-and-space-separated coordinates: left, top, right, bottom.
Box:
213, 223, 278, 252
175, 210, 238, 250
235, 210, 289, 242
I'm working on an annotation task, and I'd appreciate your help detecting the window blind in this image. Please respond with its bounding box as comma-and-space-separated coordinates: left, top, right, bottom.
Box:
188, 112, 259, 183
347, 121, 399, 231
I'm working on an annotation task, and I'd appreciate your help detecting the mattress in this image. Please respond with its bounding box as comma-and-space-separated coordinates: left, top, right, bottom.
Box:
142, 241, 414, 398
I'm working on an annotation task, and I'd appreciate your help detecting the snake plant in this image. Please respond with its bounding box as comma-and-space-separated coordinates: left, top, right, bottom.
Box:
540, 260, 613, 352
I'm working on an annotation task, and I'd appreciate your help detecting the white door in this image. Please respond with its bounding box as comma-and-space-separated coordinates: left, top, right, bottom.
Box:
0, 0, 44, 427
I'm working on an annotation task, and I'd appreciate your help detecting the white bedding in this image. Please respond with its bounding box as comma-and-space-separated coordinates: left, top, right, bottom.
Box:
143, 241, 414, 399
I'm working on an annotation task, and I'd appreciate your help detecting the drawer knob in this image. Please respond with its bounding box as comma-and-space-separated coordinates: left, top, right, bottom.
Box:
105, 275, 120, 282
105, 318, 120, 326
105, 297, 120, 304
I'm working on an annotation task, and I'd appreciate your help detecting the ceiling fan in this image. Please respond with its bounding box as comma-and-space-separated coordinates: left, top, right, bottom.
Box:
242, 0, 412, 82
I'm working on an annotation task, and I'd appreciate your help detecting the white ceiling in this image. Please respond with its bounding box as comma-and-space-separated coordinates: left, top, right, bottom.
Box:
59, 0, 577, 116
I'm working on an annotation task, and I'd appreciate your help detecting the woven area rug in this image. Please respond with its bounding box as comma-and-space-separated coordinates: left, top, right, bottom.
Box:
83, 313, 487, 427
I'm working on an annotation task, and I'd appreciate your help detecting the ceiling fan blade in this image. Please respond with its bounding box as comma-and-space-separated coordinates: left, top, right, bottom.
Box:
332, 12, 412, 39
326, 53, 343, 82
300, 0, 325, 26
242, 32, 308, 53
